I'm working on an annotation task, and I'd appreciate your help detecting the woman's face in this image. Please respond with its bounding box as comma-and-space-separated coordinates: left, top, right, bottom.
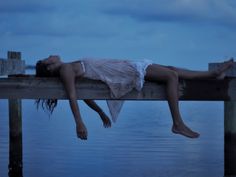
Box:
45, 56, 62, 72
36, 55, 62, 77
36, 60, 59, 77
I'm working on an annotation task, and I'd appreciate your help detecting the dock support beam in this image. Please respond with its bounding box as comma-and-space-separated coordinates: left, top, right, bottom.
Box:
224, 101, 236, 177
0, 53, 235, 176
8, 51, 23, 177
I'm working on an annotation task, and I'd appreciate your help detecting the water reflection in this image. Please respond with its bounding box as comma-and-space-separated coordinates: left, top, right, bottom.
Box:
0, 100, 225, 177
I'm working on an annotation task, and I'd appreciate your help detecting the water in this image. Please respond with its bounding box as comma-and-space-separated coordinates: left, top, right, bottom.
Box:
0, 100, 224, 177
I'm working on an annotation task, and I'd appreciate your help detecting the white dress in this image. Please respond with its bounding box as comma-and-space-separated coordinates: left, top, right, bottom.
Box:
80, 58, 152, 122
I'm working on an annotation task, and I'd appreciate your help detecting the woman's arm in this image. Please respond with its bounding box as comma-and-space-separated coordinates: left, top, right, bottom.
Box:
83, 100, 111, 128
59, 63, 88, 140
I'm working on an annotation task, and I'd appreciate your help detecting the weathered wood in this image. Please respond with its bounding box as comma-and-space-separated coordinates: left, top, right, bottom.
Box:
8, 99, 23, 177
0, 58, 25, 76
0, 77, 165, 99
0, 76, 235, 100
224, 102, 236, 176
209, 62, 236, 177
8, 51, 23, 177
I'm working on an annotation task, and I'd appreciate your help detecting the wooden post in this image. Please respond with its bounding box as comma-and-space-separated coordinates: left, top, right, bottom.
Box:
224, 101, 236, 177
8, 51, 23, 177
209, 62, 236, 177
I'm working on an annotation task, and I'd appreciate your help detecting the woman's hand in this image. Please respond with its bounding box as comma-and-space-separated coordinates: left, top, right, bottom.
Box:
76, 122, 88, 140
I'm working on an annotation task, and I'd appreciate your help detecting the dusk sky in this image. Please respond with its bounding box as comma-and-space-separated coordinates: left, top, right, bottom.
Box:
1, 0, 236, 69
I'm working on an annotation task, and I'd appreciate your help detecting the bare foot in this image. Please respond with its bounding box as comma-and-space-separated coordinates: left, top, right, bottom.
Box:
76, 123, 88, 140
172, 124, 200, 138
99, 111, 112, 128
213, 58, 234, 80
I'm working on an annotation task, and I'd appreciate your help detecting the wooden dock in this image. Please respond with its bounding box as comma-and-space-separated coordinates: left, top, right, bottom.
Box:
1, 51, 236, 177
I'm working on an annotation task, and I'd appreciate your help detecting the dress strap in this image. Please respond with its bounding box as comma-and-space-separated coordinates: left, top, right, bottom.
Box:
80, 61, 86, 73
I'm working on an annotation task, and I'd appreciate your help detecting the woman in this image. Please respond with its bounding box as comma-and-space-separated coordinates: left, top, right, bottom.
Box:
36, 55, 234, 140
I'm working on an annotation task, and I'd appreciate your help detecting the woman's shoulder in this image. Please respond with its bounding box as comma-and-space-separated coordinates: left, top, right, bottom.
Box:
59, 63, 74, 74
61, 61, 85, 77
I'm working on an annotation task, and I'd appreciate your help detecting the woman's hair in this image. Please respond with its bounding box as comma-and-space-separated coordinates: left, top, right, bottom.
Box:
35, 60, 59, 114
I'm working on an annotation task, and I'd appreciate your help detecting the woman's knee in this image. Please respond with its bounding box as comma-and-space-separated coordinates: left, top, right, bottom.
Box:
145, 64, 178, 82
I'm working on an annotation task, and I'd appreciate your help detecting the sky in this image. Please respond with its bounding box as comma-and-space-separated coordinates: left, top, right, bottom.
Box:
0, 0, 236, 69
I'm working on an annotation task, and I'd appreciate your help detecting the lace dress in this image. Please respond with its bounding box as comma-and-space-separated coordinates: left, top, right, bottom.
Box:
80, 58, 152, 122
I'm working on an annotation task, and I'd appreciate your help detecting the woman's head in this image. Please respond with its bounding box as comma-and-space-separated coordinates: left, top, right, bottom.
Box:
35, 58, 60, 114
36, 60, 60, 77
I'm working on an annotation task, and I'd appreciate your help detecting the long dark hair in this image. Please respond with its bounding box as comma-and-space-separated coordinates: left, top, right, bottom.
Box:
35, 60, 59, 114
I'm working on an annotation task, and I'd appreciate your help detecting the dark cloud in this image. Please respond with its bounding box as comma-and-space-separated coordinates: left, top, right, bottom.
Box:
1, 0, 236, 39
102, 0, 236, 28
105, 7, 200, 23
0, 0, 235, 65
0, 1, 55, 13
0, 0, 117, 38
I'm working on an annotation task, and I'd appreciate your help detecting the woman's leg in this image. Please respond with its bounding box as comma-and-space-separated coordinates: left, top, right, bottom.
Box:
145, 64, 199, 138
83, 100, 111, 128
165, 58, 234, 80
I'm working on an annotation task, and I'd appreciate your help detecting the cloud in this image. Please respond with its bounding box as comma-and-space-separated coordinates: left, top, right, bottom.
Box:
1, 0, 235, 65
0, 1, 54, 13
1, 0, 235, 39
0, 0, 118, 38
102, 0, 236, 28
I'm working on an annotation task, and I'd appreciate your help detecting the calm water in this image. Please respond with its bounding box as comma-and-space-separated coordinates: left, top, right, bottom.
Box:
0, 100, 224, 177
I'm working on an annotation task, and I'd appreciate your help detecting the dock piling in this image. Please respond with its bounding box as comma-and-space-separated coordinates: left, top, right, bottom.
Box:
224, 101, 236, 176
8, 51, 23, 177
